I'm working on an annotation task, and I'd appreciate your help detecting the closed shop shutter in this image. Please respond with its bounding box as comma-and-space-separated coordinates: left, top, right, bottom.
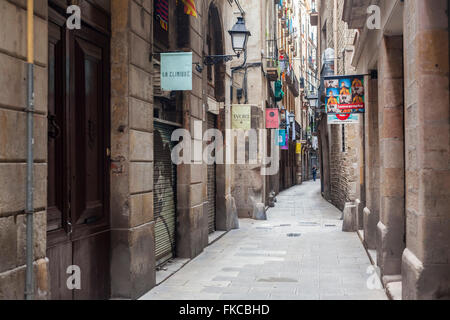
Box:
206, 113, 217, 234
154, 121, 177, 265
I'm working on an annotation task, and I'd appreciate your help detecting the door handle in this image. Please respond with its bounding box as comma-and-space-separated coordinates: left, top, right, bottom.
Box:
48, 114, 61, 140
67, 221, 73, 235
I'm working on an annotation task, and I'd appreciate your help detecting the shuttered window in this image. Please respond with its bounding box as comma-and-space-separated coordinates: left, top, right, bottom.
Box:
206, 113, 217, 233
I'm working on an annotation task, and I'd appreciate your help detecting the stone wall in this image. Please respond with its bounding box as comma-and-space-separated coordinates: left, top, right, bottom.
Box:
377, 35, 405, 277
110, 0, 156, 299
364, 77, 380, 249
0, 0, 50, 300
402, 0, 450, 300
230, 0, 269, 218
318, 0, 361, 210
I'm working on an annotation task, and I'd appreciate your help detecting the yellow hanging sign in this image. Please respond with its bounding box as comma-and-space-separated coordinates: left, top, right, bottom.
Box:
296, 142, 302, 154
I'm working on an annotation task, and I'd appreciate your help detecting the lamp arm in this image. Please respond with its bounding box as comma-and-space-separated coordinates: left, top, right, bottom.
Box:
203, 54, 240, 66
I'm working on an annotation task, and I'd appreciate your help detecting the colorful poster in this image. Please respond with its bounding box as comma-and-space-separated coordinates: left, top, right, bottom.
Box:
296, 142, 302, 154
266, 108, 279, 129
325, 75, 365, 114
281, 133, 289, 150
232, 105, 251, 130
278, 130, 286, 146
327, 113, 360, 124
161, 52, 192, 91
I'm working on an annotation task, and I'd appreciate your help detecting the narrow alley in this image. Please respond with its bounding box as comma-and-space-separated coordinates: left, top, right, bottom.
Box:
140, 181, 387, 300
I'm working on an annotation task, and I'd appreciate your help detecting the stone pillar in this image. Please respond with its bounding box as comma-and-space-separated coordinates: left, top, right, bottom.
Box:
402, 0, 450, 300
110, 0, 156, 299
377, 36, 405, 276
364, 76, 380, 249
176, 0, 209, 258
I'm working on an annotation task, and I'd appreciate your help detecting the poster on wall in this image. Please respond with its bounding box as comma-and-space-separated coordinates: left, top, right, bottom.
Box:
266, 108, 279, 129
161, 52, 193, 91
278, 130, 286, 147
232, 105, 251, 130
325, 75, 365, 114
327, 114, 360, 124
281, 132, 289, 150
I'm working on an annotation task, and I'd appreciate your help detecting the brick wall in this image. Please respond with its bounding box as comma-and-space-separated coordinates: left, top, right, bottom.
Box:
319, 0, 360, 210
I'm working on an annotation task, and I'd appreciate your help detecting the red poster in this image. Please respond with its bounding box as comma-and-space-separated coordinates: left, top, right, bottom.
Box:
266, 108, 279, 129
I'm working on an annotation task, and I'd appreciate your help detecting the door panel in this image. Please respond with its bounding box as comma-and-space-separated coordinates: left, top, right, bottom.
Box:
47, 10, 73, 299
73, 36, 106, 227
72, 232, 110, 300
47, 242, 72, 300
47, 16, 69, 238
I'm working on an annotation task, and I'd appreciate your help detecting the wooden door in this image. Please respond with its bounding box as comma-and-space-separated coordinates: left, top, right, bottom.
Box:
47, 8, 72, 300
47, 3, 110, 300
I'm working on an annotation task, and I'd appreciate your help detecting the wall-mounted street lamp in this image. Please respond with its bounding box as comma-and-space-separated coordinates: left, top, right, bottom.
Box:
202, 16, 251, 66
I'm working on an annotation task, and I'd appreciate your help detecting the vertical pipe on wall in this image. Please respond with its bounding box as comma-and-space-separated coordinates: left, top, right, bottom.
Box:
333, 0, 338, 75
25, 0, 35, 300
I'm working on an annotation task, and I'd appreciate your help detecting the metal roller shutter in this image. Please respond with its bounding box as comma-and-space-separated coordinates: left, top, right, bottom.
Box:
153, 122, 177, 265
206, 113, 217, 234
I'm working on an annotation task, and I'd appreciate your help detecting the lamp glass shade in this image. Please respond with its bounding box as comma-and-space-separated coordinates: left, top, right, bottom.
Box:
228, 17, 251, 54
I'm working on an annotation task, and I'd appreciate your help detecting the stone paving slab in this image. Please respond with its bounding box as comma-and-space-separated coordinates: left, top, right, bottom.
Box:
139, 181, 387, 300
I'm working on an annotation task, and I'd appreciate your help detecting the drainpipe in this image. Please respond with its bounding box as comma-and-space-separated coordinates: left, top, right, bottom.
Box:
25, 0, 35, 300
333, 0, 338, 75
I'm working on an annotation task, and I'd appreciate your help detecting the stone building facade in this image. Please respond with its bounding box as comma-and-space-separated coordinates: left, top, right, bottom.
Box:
343, 0, 449, 299
316, 0, 363, 211
0, 0, 247, 300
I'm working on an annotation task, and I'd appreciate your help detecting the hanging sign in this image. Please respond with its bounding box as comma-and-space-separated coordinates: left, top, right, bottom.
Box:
266, 108, 279, 129
281, 132, 289, 150
325, 74, 365, 115
278, 130, 286, 146
296, 142, 302, 154
161, 52, 193, 91
328, 114, 360, 124
232, 105, 251, 130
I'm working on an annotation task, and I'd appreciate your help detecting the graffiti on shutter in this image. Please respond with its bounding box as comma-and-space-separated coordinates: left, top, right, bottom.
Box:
153, 122, 177, 265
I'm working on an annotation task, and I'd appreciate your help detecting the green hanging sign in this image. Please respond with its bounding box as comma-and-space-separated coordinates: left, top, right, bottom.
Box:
275, 80, 285, 102
160, 52, 193, 91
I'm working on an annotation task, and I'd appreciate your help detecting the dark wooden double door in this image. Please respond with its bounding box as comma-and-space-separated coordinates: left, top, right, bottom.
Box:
46, 4, 110, 300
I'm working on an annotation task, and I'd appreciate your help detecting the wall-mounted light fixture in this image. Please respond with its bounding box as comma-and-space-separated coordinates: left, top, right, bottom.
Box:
202, 16, 251, 66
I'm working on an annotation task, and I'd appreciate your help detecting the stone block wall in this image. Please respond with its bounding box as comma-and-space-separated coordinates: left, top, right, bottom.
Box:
377, 35, 405, 277
364, 77, 380, 249
402, 0, 450, 300
0, 0, 50, 300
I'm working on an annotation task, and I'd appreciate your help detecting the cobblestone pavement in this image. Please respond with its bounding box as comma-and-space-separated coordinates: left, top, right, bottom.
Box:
140, 180, 387, 300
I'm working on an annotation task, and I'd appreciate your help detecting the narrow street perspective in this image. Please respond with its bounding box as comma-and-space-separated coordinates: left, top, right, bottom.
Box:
140, 181, 386, 300
0, 0, 448, 303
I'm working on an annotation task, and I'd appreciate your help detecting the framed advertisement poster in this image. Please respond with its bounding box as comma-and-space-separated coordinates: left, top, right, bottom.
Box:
325, 75, 365, 114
